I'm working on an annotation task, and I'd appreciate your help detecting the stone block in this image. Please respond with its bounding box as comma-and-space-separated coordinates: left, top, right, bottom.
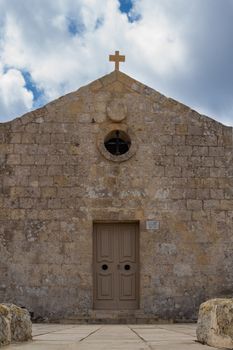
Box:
47, 165, 63, 175
157, 135, 172, 145
175, 124, 188, 135
48, 198, 61, 209
41, 187, 57, 198
203, 200, 220, 209
215, 157, 228, 167
37, 144, 54, 155
3, 304, 32, 342
196, 298, 233, 349
153, 166, 164, 177
188, 156, 202, 166
25, 123, 39, 133
39, 176, 53, 186
210, 167, 226, 177
225, 187, 233, 199
174, 156, 187, 166
166, 145, 192, 156
192, 146, 209, 156
9, 133, 21, 144
36, 134, 51, 144
0, 208, 11, 219
186, 135, 217, 146
10, 209, 26, 220
21, 133, 35, 144
11, 119, 24, 132
196, 166, 210, 177
209, 146, 225, 157
210, 189, 224, 199
19, 197, 34, 209
188, 125, 203, 135
0, 144, 14, 154
196, 189, 210, 199
46, 155, 64, 165
13, 144, 28, 154
14, 166, 31, 176
89, 79, 103, 91
21, 155, 35, 165
172, 135, 185, 145
51, 133, 65, 144
0, 304, 11, 346
202, 156, 214, 167
165, 166, 181, 177
6, 154, 21, 165
187, 199, 202, 210
220, 200, 233, 210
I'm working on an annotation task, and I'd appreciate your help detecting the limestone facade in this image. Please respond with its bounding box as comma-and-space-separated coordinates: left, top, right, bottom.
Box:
0, 71, 232, 321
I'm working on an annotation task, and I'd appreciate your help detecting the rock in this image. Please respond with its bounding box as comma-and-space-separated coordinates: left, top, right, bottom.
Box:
196, 298, 233, 349
0, 304, 11, 346
3, 304, 32, 342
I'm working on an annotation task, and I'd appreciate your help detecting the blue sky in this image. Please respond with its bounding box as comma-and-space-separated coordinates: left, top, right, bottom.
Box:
119, 0, 133, 13
0, 0, 233, 126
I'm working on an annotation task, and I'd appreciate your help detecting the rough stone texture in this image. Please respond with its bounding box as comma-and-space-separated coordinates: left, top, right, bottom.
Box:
196, 298, 233, 348
0, 70, 233, 321
3, 304, 32, 342
0, 305, 11, 346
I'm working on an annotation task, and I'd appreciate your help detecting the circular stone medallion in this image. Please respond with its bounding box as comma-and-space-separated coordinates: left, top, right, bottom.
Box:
106, 99, 127, 122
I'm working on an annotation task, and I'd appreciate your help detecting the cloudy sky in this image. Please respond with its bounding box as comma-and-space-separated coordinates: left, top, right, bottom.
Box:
0, 0, 233, 126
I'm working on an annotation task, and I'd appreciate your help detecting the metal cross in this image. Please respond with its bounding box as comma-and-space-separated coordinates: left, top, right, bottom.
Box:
106, 130, 130, 155
109, 51, 125, 71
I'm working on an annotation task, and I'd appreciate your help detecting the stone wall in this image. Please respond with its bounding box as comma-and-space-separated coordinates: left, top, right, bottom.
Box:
0, 71, 232, 320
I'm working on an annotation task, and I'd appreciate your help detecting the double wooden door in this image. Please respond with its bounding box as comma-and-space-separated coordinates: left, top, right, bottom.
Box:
93, 222, 139, 310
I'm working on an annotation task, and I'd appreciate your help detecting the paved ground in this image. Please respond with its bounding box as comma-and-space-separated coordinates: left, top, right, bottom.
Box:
6, 323, 216, 350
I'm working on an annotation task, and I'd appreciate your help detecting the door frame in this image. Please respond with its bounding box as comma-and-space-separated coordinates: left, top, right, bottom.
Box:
92, 221, 140, 310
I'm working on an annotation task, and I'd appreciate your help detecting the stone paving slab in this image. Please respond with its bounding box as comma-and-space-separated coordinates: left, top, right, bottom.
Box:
4, 323, 217, 350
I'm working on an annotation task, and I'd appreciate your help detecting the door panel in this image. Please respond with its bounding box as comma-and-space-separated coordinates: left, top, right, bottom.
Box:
118, 226, 136, 262
93, 222, 139, 310
96, 224, 114, 262
97, 273, 113, 299
94, 224, 116, 308
120, 273, 136, 299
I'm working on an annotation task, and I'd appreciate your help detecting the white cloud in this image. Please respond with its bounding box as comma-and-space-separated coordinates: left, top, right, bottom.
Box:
0, 66, 33, 121
0, 0, 232, 126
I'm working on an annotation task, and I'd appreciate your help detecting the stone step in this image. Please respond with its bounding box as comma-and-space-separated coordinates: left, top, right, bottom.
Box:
52, 310, 171, 324
59, 317, 160, 324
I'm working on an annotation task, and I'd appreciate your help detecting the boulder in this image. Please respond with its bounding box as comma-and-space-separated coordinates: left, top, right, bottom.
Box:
196, 298, 233, 349
0, 304, 11, 346
3, 304, 32, 342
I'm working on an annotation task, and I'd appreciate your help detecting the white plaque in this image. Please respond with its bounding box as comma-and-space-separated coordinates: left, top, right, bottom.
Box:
146, 220, 160, 230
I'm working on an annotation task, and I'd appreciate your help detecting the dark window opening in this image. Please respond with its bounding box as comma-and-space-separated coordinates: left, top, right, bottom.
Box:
104, 130, 131, 156
102, 264, 108, 270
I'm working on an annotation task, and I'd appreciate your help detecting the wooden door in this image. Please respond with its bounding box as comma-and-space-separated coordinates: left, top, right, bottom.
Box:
93, 222, 139, 310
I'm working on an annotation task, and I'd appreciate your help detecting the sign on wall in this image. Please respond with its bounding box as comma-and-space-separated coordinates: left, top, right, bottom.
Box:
146, 220, 160, 230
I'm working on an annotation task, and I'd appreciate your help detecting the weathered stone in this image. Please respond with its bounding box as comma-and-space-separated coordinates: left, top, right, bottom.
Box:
0, 70, 232, 322
196, 298, 233, 349
3, 304, 32, 342
0, 305, 11, 346
107, 98, 127, 122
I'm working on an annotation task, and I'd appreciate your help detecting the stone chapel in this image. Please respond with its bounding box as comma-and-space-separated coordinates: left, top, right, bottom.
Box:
0, 52, 232, 322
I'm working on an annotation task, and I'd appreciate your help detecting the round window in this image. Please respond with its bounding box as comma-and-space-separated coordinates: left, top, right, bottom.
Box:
104, 130, 131, 156
97, 125, 137, 162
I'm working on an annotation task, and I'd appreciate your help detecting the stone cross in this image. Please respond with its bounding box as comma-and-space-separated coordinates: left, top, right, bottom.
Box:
109, 51, 125, 71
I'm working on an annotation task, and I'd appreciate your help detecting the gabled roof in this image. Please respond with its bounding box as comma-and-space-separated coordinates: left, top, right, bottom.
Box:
1, 70, 232, 132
